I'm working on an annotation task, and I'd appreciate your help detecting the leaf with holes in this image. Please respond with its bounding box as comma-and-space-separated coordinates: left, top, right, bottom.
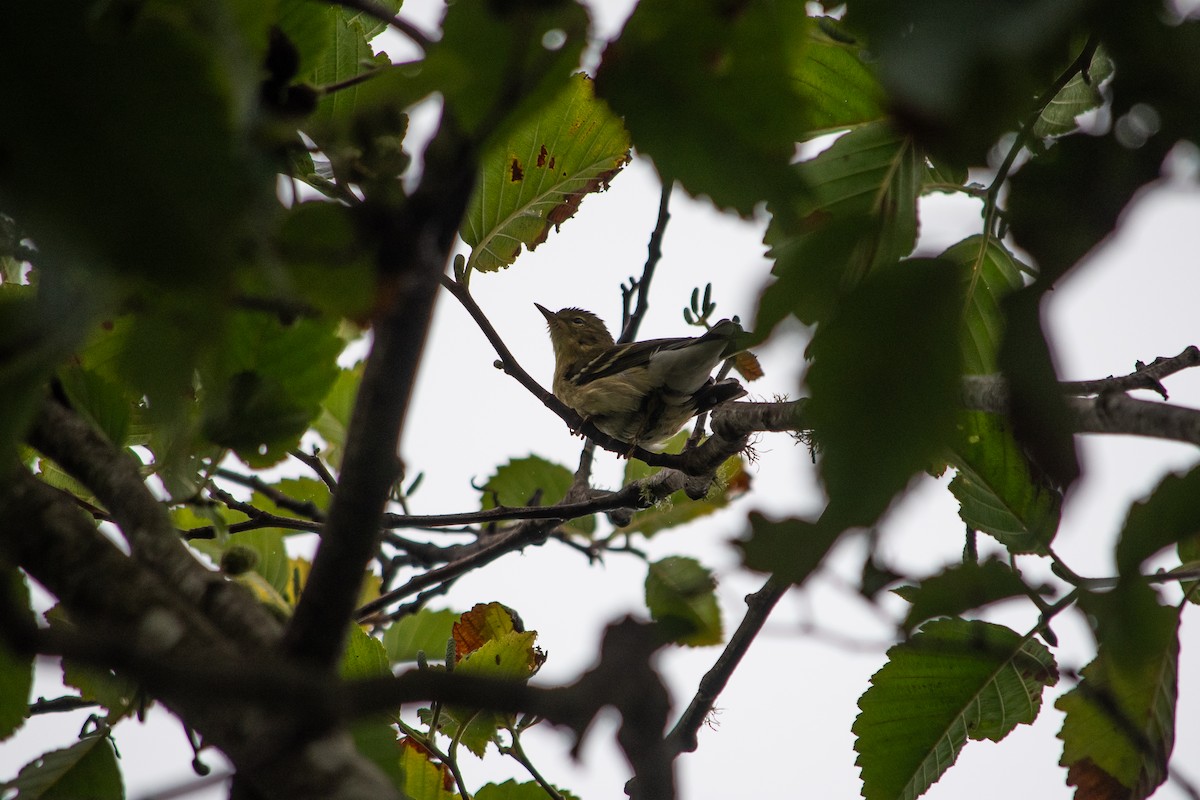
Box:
461, 73, 630, 273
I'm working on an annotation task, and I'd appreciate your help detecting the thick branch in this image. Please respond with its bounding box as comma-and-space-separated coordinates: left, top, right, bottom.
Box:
0, 468, 397, 800
284, 114, 479, 668
962, 369, 1200, 447
26, 397, 282, 649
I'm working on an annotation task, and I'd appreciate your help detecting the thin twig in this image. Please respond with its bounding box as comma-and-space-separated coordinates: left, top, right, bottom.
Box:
619, 182, 673, 343
1059, 346, 1200, 398
214, 468, 327, 522
441, 274, 751, 473
356, 520, 558, 620
290, 449, 339, 492
664, 575, 790, 756
327, 0, 433, 52
983, 36, 1100, 240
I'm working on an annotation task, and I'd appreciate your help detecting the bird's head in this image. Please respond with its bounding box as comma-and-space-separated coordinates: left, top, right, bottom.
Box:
535, 304, 615, 364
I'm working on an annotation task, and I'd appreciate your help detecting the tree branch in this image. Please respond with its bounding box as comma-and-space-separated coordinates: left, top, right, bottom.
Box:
0, 467, 398, 800
619, 181, 672, 343
962, 349, 1200, 447
663, 575, 789, 757
326, 0, 433, 53
25, 397, 283, 649
284, 111, 479, 669
442, 274, 752, 473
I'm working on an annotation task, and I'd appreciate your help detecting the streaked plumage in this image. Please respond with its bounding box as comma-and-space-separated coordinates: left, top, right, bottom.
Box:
535, 303, 746, 448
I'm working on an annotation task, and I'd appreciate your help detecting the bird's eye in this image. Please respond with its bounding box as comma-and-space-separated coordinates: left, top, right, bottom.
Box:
571, 316, 585, 326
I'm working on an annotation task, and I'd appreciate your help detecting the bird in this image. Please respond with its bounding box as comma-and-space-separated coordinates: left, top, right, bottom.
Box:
535, 303, 746, 449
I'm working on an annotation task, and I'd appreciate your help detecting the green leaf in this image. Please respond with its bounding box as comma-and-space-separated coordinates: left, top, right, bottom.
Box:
0, 1, 275, 282
424, 630, 542, 757
842, 1, 1083, 162
423, 0, 589, 141
476, 779, 579, 800
854, 619, 1058, 800
1032, 45, 1114, 140
942, 235, 1026, 376
997, 288, 1081, 492
1180, 534, 1200, 606
56, 366, 134, 450
806, 260, 963, 530
338, 626, 404, 788
620, 432, 750, 537
383, 609, 460, 664
200, 314, 342, 467
1057, 593, 1179, 800
760, 123, 923, 330
253, 477, 333, 518
895, 558, 1036, 633
277, 0, 337, 78
308, 9, 390, 125
61, 662, 137, 721
596, 0, 810, 213
947, 412, 1062, 554
268, 202, 376, 320
399, 739, 459, 800
191, 528, 293, 597
45, 606, 138, 721
480, 455, 593, 536
793, 19, 886, 138
1007, 133, 1167, 286
340, 624, 391, 681
737, 513, 844, 585
644, 557, 722, 647
313, 363, 363, 468
1115, 465, 1200, 576
0, 567, 34, 741
461, 74, 630, 273
7, 734, 123, 800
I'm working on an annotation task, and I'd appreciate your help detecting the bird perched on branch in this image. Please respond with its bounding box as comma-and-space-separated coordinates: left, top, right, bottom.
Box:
535, 303, 747, 449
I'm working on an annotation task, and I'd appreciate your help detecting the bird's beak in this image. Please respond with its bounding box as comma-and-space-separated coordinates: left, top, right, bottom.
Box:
534, 303, 555, 322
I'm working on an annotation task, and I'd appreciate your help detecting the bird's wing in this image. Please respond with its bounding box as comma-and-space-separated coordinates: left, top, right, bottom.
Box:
570, 337, 686, 384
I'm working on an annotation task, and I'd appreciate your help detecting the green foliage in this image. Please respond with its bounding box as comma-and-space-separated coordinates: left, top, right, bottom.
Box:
476, 779, 579, 800
620, 432, 749, 536
644, 557, 722, 646
854, 619, 1058, 800
947, 415, 1062, 554
757, 122, 925, 336
419, 604, 544, 758
383, 609, 460, 664
1115, 465, 1200, 576
480, 455, 594, 536
6, 732, 123, 800
421, 0, 590, 141
737, 513, 844, 585
841, 0, 1082, 162
596, 0, 810, 213
0, 568, 33, 742
1032, 45, 1113, 140
893, 558, 1036, 633
461, 74, 631, 274
3, 0, 1200, 797
1057, 597, 1179, 799
806, 259, 963, 529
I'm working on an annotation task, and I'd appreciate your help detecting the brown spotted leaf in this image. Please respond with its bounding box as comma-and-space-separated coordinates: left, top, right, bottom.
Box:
461, 73, 631, 273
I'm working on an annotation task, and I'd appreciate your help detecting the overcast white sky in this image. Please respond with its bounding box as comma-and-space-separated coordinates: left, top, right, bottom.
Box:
7, 2, 1200, 799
